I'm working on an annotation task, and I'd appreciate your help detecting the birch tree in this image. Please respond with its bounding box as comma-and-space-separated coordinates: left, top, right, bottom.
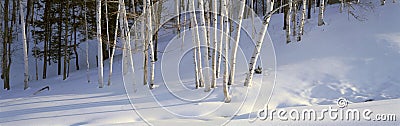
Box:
119, 0, 136, 90
142, 0, 148, 85
19, 0, 29, 90
146, 0, 156, 89
96, 0, 104, 88
211, 0, 218, 88
189, 0, 205, 88
291, 1, 297, 39
222, 0, 231, 103
108, 1, 121, 86
228, 0, 246, 86
298, 0, 306, 41
196, 0, 212, 92
175, 0, 180, 36
84, 0, 90, 83
105, 0, 110, 61
340, 0, 344, 13
244, 0, 275, 87
217, 0, 225, 78
286, 0, 292, 43
180, 0, 187, 50
318, 0, 325, 26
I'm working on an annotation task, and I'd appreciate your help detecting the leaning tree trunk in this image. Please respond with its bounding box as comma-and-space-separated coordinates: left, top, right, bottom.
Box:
96, 0, 104, 88
228, 0, 246, 86
108, 0, 121, 86
19, 0, 29, 90
244, 0, 275, 87
318, 0, 325, 26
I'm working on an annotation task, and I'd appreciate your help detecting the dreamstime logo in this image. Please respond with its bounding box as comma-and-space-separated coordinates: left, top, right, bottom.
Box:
122, 0, 276, 125
257, 98, 397, 122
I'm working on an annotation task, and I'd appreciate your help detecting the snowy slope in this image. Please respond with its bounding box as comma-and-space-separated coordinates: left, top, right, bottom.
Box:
1, 1, 400, 126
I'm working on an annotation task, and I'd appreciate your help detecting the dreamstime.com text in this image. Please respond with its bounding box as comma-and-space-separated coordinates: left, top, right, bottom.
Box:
257, 98, 397, 121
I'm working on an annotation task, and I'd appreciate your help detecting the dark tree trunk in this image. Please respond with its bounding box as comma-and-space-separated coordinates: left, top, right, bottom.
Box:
63, 1, 69, 80
283, 0, 288, 30
73, 5, 79, 70
58, 2, 62, 75
307, 0, 312, 19
3, 0, 10, 90
43, 0, 51, 79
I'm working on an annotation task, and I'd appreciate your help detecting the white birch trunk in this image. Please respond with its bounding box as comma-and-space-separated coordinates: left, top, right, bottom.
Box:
205, 0, 211, 60
180, 0, 186, 50
228, 0, 246, 86
142, 0, 148, 85
244, 1, 274, 87
20, 0, 29, 90
286, 0, 292, 43
189, 0, 205, 87
193, 46, 200, 88
84, 0, 90, 83
222, 0, 231, 103
108, 0, 121, 86
291, 2, 297, 38
217, 0, 225, 78
175, 0, 180, 36
105, 0, 110, 60
96, 0, 104, 88
147, 0, 156, 89
251, 0, 256, 38
318, 0, 325, 26
198, 0, 211, 92
119, 0, 136, 91
298, 0, 306, 41
340, 0, 343, 13
211, 0, 218, 88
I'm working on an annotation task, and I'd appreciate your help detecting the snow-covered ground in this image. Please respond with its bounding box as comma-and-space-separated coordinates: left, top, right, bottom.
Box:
1, 1, 400, 125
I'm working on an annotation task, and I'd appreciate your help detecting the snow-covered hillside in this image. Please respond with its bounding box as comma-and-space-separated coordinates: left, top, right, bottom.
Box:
1, 1, 399, 125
